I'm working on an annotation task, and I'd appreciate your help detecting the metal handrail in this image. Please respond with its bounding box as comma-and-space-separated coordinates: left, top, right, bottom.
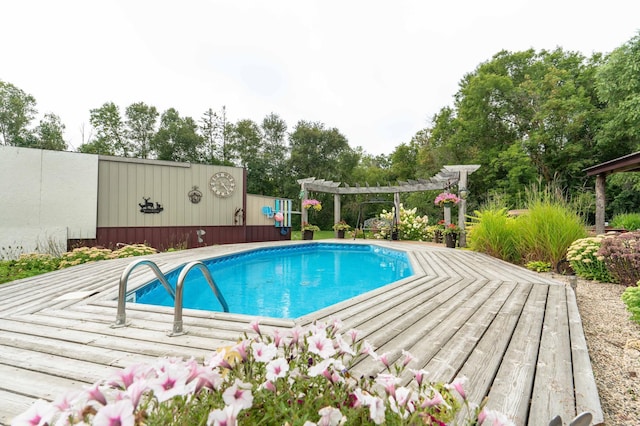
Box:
170, 261, 229, 336
112, 259, 175, 328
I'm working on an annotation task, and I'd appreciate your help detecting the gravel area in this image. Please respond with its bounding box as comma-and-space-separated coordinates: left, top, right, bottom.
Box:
547, 273, 640, 425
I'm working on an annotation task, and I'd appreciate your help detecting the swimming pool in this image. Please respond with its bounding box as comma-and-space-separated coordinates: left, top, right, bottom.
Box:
129, 243, 413, 319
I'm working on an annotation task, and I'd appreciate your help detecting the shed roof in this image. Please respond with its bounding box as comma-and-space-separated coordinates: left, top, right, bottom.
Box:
584, 151, 640, 176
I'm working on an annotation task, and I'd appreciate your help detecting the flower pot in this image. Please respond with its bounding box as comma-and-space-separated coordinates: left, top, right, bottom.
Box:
337, 230, 345, 239
303, 230, 314, 240
445, 233, 457, 248
433, 230, 442, 243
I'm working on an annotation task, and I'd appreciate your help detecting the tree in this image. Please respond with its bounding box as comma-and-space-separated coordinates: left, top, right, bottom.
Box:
0, 80, 37, 146
152, 108, 203, 162
260, 113, 289, 195
88, 102, 128, 156
31, 113, 67, 151
421, 48, 603, 206
595, 31, 640, 158
125, 102, 158, 159
595, 31, 640, 216
289, 121, 359, 228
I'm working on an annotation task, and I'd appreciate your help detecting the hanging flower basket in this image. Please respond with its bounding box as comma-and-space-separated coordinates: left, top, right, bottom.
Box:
302, 199, 322, 211
434, 192, 460, 207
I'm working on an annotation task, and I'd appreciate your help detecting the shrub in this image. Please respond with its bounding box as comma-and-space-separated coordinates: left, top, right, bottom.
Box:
622, 281, 640, 324
375, 204, 431, 241
566, 237, 614, 282
597, 231, 640, 286
13, 320, 514, 425
525, 261, 552, 272
516, 200, 587, 268
112, 243, 158, 258
467, 208, 521, 264
58, 246, 115, 268
610, 213, 640, 231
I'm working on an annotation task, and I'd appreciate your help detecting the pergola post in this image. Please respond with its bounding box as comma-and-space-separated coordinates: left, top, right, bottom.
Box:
334, 194, 341, 237
457, 169, 470, 248
595, 174, 606, 235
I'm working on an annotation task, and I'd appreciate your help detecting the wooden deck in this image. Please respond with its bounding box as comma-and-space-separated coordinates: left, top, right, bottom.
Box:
0, 240, 603, 425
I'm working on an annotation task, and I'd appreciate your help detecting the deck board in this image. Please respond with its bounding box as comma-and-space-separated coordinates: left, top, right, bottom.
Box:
0, 240, 603, 425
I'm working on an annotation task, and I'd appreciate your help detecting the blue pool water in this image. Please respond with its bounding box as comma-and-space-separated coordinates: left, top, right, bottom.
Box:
130, 243, 413, 319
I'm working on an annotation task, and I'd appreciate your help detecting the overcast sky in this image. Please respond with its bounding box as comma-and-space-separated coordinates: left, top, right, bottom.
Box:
3, 1, 639, 155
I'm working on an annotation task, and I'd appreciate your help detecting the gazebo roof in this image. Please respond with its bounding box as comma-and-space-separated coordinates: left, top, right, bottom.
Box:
584, 151, 640, 176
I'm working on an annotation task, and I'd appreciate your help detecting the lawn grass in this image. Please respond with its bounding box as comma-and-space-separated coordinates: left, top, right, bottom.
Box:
291, 230, 336, 240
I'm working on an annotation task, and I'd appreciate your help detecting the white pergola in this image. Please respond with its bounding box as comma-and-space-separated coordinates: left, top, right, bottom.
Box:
297, 165, 480, 247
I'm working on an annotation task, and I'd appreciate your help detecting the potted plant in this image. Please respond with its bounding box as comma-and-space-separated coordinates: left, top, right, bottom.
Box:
432, 220, 446, 243
301, 222, 320, 240
442, 223, 461, 248
332, 220, 351, 238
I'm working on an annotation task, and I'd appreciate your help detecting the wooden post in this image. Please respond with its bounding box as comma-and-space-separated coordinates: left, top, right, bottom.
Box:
334, 193, 341, 237
458, 169, 469, 248
444, 206, 452, 225
300, 184, 308, 227
595, 174, 606, 235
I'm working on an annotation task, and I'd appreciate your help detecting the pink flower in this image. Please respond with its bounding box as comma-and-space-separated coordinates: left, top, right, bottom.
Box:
317, 406, 344, 426
434, 192, 460, 207
478, 408, 516, 425
335, 333, 356, 356
85, 382, 107, 406
266, 357, 289, 381
272, 329, 284, 347
446, 376, 468, 400
11, 399, 56, 426
378, 352, 391, 368
361, 340, 377, 358
208, 404, 241, 426
289, 325, 304, 347
347, 328, 360, 343
249, 319, 261, 336
410, 368, 428, 387
308, 333, 336, 359
367, 395, 386, 424
401, 349, 415, 367
222, 379, 253, 410
148, 363, 191, 402
375, 373, 400, 397
93, 399, 135, 426
421, 388, 449, 409
232, 340, 250, 361
252, 341, 277, 363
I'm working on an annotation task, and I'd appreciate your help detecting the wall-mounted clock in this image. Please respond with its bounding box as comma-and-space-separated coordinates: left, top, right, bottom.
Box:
210, 171, 236, 198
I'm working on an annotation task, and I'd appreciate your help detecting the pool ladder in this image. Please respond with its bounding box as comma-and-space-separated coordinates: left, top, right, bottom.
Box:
112, 259, 229, 336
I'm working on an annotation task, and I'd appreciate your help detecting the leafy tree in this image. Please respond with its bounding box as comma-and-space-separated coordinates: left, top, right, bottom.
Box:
125, 102, 158, 159
289, 121, 359, 227
88, 102, 128, 156
0, 80, 37, 146
31, 113, 67, 151
152, 108, 203, 162
595, 31, 640, 157
261, 113, 289, 195
420, 48, 603, 207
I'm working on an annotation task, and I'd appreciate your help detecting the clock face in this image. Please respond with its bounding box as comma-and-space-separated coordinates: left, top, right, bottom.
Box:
210, 171, 236, 198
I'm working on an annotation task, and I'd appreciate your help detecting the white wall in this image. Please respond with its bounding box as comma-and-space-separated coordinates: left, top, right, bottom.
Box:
0, 147, 98, 257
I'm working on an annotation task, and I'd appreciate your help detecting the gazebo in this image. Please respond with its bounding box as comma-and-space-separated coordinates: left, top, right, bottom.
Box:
585, 151, 640, 235
297, 165, 480, 247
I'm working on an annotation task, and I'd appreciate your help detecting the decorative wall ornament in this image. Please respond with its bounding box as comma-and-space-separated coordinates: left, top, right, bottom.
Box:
188, 186, 203, 204
210, 171, 236, 198
139, 197, 164, 214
